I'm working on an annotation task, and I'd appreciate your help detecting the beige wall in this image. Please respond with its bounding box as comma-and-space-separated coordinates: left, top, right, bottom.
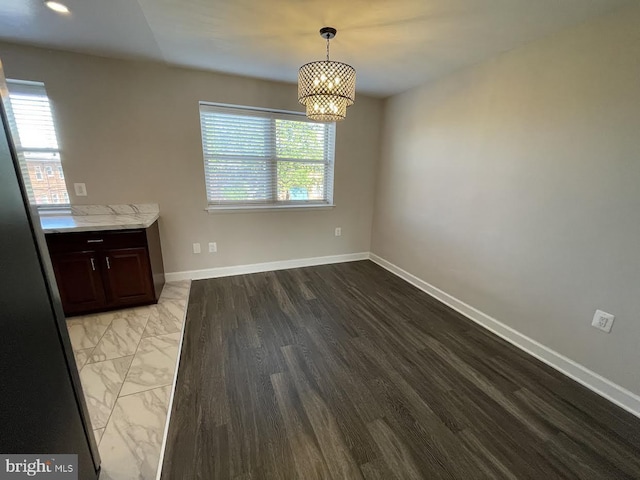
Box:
372, 4, 640, 395
3, 4, 638, 396
0, 43, 383, 273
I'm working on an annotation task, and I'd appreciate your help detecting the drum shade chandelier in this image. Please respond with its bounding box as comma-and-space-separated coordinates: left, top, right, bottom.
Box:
298, 27, 356, 122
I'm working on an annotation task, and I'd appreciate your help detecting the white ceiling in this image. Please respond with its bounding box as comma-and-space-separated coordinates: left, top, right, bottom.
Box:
0, 0, 633, 96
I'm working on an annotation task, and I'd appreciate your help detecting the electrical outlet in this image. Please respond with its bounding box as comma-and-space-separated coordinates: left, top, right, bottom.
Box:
192, 243, 201, 254
591, 309, 615, 333
209, 242, 217, 253
335, 227, 342, 237
74, 183, 87, 196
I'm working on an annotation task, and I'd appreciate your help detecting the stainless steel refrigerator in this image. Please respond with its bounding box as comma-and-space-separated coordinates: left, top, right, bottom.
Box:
0, 60, 100, 478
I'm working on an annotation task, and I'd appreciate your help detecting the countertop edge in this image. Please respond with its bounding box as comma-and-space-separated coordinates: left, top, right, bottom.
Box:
41, 213, 159, 234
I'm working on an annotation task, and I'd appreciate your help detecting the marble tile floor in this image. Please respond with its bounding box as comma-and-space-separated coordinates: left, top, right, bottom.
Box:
67, 280, 190, 480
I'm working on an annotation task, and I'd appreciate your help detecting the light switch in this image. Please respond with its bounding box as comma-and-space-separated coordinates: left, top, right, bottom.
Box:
74, 183, 87, 196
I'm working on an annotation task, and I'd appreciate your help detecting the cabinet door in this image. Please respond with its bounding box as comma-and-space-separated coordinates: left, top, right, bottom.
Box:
102, 247, 154, 307
50, 251, 107, 315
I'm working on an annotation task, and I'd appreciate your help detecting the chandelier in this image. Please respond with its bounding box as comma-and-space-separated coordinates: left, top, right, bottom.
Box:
298, 27, 356, 122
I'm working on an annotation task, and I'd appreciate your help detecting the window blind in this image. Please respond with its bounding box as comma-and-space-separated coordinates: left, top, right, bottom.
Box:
199, 103, 336, 208
5, 79, 69, 205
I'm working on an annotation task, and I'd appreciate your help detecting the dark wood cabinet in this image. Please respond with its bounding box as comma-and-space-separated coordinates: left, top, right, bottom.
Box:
50, 250, 107, 315
103, 247, 153, 307
46, 222, 165, 316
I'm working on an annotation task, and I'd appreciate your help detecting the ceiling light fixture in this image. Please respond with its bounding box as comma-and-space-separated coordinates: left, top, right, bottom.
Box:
298, 27, 356, 122
45, 1, 70, 14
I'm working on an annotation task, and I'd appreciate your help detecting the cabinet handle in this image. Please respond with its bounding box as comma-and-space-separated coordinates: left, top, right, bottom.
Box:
106, 257, 111, 269
87, 239, 104, 243
90, 257, 96, 271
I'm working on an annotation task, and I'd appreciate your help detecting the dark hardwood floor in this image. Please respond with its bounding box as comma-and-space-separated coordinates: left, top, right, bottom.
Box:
161, 261, 640, 479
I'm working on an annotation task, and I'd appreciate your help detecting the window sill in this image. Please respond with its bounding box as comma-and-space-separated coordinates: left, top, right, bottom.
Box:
37, 206, 72, 216
206, 204, 336, 214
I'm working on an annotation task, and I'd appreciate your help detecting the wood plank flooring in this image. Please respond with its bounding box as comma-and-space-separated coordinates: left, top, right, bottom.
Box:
161, 261, 640, 479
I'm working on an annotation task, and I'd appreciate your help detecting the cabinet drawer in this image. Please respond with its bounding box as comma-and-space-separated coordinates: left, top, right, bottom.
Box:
46, 229, 147, 253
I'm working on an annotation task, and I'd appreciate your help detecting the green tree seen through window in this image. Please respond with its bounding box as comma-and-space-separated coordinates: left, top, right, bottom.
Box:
276, 120, 326, 201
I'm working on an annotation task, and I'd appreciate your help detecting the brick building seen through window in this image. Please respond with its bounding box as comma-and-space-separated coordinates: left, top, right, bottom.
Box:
27, 161, 70, 203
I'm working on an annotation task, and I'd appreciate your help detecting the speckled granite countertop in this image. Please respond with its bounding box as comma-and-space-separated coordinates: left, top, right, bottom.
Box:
40, 204, 159, 233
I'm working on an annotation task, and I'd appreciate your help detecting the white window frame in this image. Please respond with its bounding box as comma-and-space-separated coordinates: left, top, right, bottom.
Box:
199, 102, 336, 212
5, 79, 70, 211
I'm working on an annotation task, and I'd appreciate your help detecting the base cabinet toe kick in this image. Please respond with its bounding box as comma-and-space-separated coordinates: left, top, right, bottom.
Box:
45, 221, 165, 316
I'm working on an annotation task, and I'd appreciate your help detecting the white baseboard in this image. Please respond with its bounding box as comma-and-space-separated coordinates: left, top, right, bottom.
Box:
165, 252, 370, 282
369, 253, 640, 419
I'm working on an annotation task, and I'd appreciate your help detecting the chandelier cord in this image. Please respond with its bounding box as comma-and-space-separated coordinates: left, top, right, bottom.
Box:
326, 37, 330, 61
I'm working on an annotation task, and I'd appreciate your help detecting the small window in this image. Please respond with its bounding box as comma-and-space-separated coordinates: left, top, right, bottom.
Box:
199, 103, 336, 210
5, 80, 70, 206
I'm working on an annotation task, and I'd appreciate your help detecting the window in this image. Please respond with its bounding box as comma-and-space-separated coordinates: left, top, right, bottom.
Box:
5, 80, 70, 206
199, 103, 336, 209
